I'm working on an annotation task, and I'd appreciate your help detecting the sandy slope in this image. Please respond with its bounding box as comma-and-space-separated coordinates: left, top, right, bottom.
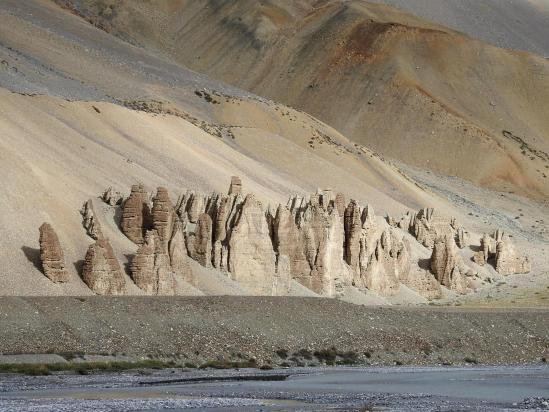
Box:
0, 0, 546, 302
0, 89, 440, 295
57, 0, 549, 198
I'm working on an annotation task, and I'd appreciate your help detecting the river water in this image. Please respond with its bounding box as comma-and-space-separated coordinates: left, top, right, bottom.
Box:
0, 365, 548, 411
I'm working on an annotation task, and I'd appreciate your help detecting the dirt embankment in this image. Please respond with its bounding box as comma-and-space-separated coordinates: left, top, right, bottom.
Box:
0, 297, 547, 367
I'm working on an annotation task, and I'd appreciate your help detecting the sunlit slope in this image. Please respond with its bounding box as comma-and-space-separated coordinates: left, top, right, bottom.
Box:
55, 0, 549, 198
0, 0, 447, 294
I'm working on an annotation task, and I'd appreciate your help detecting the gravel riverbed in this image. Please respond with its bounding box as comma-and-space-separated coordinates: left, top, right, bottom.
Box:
0, 297, 547, 367
1, 366, 548, 411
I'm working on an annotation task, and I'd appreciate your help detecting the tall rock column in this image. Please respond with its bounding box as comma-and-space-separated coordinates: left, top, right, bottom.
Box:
344, 200, 362, 272
495, 235, 531, 275
228, 194, 291, 295
82, 238, 126, 295
130, 230, 176, 295
296, 202, 351, 297
211, 195, 229, 269
228, 176, 242, 195
121, 184, 151, 244
38, 223, 69, 283
169, 219, 193, 283
358, 229, 410, 296
188, 213, 213, 267
151, 187, 176, 249
272, 205, 309, 281
81, 199, 103, 240
334, 193, 346, 218
430, 236, 470, 294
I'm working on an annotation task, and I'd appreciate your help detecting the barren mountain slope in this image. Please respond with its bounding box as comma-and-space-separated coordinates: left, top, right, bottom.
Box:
56, 0, 549, 199
0, 0, 444, 295
374, 0, 549, 57
0, 0, 546, 303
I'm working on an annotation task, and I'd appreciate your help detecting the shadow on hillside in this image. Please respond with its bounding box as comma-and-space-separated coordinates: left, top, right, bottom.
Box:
418, 258, 431, 271
469, 244, 482, 253
21, 246, 42, 272
73, 260, 84, 277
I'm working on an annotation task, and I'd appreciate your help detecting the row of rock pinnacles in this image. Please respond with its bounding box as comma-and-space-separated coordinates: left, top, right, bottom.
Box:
39, 177, 530, 297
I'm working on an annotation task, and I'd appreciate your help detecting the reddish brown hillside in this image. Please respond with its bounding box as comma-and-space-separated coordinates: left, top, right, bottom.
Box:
55, 0, 549, 198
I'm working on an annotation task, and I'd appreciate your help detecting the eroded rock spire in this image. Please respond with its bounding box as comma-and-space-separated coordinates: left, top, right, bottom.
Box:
39, 223, 69, 283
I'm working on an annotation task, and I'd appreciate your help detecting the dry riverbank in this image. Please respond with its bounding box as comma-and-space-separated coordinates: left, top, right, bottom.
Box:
0, 297, 547, 368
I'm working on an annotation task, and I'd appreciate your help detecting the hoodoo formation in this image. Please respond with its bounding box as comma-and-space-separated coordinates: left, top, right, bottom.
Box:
121, 184, 152, 245
430, 236, 470, 294
38, 223, 69, 283
81, 199, 104, 240
0, 0, 544, 307
130, 230, 177, 296
37, 178, 532, 299
81, 238, 126, 295
473, 230, 531, 275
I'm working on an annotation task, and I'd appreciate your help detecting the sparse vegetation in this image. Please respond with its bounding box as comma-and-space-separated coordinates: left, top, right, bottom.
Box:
314, 347, 338, 365
199, 358, 257, 369
295, 349, 313, 360
0, 360, 173, 376
59, 352, 85, 361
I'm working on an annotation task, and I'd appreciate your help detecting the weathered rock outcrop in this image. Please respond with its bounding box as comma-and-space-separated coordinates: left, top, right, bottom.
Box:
344, 200, 363, 272
176, 187, 243, 272
292, 192, 352, 296
81, 199, 103, 240
272, 205, 309, 283
102, 187, 123, 206
228, 194, 291, 295
392, 208, 470, 252
334, 192, 346, 218
228, 176, 242, 195
472, 230, 530, 275
85, 178, 508, 299
341, 201, 415, 296
82, 238, 125, 295
168, 219, 193, 283
121, 184, 151, 244
430, 236, 470, 294
455, 228, 468, 249
151, 187, 176, 248
187, 213, 213, 267
410, 208, 459, 249
495, 234, 531, 275
355, 229, 411, 296
38, 223, 69, 283
130, 230, 176, 295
